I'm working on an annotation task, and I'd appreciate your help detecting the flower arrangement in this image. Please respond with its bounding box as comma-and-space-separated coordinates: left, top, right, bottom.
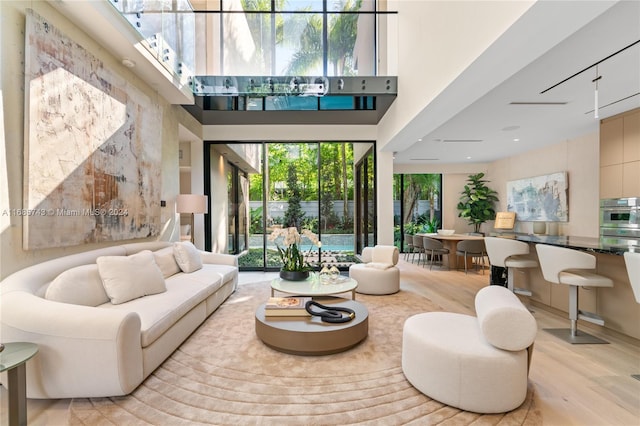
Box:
268, 226, 321, 272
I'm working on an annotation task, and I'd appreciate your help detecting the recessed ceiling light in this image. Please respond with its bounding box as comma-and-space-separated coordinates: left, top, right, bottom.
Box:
466, 156, 472, 160
417, 138, 423, 142
513, 138, 520, 142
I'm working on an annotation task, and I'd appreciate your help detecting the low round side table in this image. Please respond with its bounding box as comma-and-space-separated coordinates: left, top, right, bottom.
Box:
0, 342, 39, 426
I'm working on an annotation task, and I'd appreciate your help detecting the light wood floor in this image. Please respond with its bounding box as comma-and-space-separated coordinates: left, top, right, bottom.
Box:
398, 256, 640, 426
3, 265, 639, 425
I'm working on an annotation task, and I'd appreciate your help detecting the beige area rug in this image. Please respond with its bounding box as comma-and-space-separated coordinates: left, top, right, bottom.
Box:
69, 283, 542, 425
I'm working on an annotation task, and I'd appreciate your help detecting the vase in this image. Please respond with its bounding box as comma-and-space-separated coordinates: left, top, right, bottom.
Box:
279, 270, 310, 281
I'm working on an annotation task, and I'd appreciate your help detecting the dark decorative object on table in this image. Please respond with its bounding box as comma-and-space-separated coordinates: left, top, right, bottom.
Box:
279, 269, 310, 281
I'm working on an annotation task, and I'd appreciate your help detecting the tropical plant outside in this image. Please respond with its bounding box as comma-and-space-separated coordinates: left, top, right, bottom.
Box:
249, 142, 354, 232
283, 0, 363, 75
392, 173, 442, 251
403, 174, 440, 224
237, 0, 364, 76
239, 141, 362, 270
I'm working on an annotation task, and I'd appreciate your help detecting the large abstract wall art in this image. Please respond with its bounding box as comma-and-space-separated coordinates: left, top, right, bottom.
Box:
506, 172, 569, 222
23, 9, 162, 249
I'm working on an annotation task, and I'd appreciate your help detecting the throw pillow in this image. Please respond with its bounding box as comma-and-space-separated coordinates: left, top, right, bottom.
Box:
97, 250, 167, 305
173, 241, 203, 273
45, 264, 110, 306
153, 246, 181, 278
365, 262, 393, 270
371, 245, 399, 265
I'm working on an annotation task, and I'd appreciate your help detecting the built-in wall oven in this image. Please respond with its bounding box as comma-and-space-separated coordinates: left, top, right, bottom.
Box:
600, 197, 640, 241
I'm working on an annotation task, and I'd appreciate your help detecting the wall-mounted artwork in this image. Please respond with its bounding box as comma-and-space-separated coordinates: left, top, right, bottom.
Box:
506, 172, 568, 222
23, 9, 162, 249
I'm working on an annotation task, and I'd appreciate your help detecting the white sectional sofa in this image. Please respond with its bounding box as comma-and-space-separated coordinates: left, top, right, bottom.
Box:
0, 241, 238, 399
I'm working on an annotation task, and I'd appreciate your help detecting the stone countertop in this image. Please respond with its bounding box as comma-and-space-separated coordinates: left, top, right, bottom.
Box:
490, 233, 639, 256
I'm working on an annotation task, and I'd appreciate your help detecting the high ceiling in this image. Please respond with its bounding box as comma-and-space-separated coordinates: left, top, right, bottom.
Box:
51, 1, 639, 162
389, 1, 640, 165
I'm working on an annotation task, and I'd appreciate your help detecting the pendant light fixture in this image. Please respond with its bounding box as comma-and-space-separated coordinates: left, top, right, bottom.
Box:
593, 65, 602, 119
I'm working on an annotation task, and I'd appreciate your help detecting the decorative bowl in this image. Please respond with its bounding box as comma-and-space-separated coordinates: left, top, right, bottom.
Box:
437, 229, 455, 236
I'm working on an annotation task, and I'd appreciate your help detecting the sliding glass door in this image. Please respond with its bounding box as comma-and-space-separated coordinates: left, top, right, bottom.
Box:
393, 173, 443, 252
209, 141, 374, 271
355, 147, 375, 253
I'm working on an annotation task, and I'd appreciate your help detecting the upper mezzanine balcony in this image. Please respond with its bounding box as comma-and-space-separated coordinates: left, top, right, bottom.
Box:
53, 0, 398, 124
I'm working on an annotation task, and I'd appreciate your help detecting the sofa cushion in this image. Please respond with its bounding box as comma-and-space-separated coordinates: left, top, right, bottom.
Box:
173, 242, 203, 273
153, 246, 181, 278
97, 250, 167, 305
99, 270, 222, 347
198, 264, 237, 285
45, 264, 110, 306
365, 262, 394, 270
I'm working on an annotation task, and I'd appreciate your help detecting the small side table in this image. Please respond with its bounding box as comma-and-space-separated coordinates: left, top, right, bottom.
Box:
1, 342, 39, 426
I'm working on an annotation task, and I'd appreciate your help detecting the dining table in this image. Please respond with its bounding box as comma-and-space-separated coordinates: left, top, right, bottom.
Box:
416, 233, 485, 270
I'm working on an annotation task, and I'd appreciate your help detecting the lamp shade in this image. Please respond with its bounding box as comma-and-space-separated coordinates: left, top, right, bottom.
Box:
176, 194, 208, 214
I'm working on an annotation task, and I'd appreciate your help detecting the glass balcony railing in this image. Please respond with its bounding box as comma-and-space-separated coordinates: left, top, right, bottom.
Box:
108, 0, 195, 86
107, 0, 397, 96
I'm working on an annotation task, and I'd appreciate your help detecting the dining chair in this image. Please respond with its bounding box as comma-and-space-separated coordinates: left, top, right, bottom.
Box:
456, 239, 487, 274
423, 236, 450, 270
404, 234, 415, 261
412, 235, 425, 266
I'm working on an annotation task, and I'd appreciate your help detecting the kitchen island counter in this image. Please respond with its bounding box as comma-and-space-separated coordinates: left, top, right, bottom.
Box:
492, 233, 638, 256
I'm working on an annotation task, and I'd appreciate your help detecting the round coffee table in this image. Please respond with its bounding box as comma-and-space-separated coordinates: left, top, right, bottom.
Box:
255, 297, 368, 355
270, 274, 358, 299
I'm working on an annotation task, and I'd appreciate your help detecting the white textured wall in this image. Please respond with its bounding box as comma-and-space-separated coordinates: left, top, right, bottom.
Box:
0, 2, 184, 279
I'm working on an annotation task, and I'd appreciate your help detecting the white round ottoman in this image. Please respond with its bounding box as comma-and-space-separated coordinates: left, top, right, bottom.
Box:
401, 286, 537, 413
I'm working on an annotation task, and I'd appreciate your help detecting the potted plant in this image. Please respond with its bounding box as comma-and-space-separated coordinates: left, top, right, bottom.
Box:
268, 226, 321, 281
457, 172, 499, 235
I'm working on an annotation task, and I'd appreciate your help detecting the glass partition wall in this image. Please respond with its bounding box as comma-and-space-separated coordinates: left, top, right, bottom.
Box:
211, 141, 374, 271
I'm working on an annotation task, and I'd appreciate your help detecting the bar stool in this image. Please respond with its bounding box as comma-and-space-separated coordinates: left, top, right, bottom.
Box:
456, 239, 486, 274
423, 236, 450, 270
536, 244, 613, 344
623, 252, 640, 380
484, 237, 536, 296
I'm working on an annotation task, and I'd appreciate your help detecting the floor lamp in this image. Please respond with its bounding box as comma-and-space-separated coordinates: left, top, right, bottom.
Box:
176, 194, 208, 244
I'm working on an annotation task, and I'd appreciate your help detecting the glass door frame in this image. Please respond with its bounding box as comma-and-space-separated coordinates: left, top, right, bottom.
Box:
203, 140, 376, 271
354, 146, 376, 254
